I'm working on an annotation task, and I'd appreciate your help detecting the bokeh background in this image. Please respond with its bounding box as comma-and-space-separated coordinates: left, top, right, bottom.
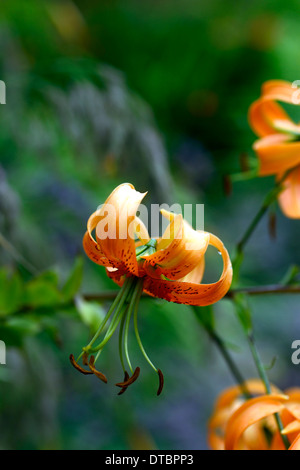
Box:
0, 0, 299, 450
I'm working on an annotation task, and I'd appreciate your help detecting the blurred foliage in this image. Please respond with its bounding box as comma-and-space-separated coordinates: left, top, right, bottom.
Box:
0, 0, 299, 450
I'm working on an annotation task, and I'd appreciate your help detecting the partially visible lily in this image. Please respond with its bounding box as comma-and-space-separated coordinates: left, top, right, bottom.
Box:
249, 80, 300, 218
70, 183, 233, 395
208, 380, 300, 450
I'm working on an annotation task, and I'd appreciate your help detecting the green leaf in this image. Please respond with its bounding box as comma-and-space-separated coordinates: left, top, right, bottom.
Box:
75, 296, 105, 334
0, 317, 41, 347
61, 257, 83, 301
264, 356, 277, 371
0, 269, 23, 316
23, 271, 61, 308
280, 265, 300, 286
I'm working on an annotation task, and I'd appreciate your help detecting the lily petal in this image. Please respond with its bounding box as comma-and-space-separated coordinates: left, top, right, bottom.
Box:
282, 421, 300, 435
253, 134, 300, 176
143, 233, 232, 306
261, 80, 298, 104
289, 433, 300, 450
224, 394, 288, 450
95, 183, 147, 276
82, 210, 114, 268
142, 210, 210, 281
215, 379, 282, 411
134, 216, 150, 245
249, 99, 294, 138
285, 388, 300, 402
277, 167, 300, 219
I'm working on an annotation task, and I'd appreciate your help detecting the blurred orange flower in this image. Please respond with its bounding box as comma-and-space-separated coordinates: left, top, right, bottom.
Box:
208, 380, 300, 450
249, 80, 300, 218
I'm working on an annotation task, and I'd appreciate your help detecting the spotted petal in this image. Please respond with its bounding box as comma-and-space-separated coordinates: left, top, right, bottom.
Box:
95, 183, 147, 276
141, 210, 210, 281
143, 233, 232, 306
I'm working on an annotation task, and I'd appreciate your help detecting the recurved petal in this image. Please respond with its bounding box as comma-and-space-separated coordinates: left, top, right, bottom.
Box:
224, 395, 288, 450
83, 231, 113, 268
181, 258, 205, 284
142, 210, 210, 281
83, 205, 126, 271
207, 431, 225, 451
282, 421, 300, 435
249, 80, 300, 139
83, 209, 112, 267
143, 233, 232, 306
261, 80, 298, 104
215, 379, 281, 411
289, 433, 300, 450
95, 183, 147, 276
249, 99, 293, 138
277, 167, 300, 219
253, 134, 300, 176
284, 388, 300, 401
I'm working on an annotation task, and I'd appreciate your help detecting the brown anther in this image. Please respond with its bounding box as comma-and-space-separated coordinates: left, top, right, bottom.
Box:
157, 369, 164, 396
88, 355, 108, 383
69, 354, 94, 375
117, 371, 130, 396
82, 352, 89, 366
115, 367, 140, 388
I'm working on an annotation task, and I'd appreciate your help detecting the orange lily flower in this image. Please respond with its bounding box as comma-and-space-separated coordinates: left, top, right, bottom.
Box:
249, 80, 300, 218
208, 380, 300, 450
70, 183, 232, 394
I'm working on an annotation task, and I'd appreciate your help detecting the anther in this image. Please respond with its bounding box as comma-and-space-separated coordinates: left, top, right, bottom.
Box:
69, 354, 94, 375
157, 369, 164, 396
82, 352, 89, 366
117, 371, 130, 396
88, 355, 108, 383
115, 367, 140, 388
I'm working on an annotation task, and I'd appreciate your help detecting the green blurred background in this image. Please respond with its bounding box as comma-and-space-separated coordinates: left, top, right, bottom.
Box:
0, 0, 299, 450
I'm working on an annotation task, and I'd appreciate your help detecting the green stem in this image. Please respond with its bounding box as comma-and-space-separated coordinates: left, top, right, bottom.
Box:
235, 171, 291, 259
133, 280, 157, 372
247, 333, 290, 450
192, 306, 250, 399
86, 276, 134, 349
123, 278, 144, 374
209, 330, 251, 399
118, 308, 127, 372
89, 302, 129, 353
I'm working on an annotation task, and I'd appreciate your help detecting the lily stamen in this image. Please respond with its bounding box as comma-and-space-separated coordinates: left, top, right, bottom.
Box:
69, 354, 94, 375
86, 276, 134, 351
115, 367, 141, 388
117, 371, 130, 396
157, 370, 164, 396
88, 355, 108, 383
